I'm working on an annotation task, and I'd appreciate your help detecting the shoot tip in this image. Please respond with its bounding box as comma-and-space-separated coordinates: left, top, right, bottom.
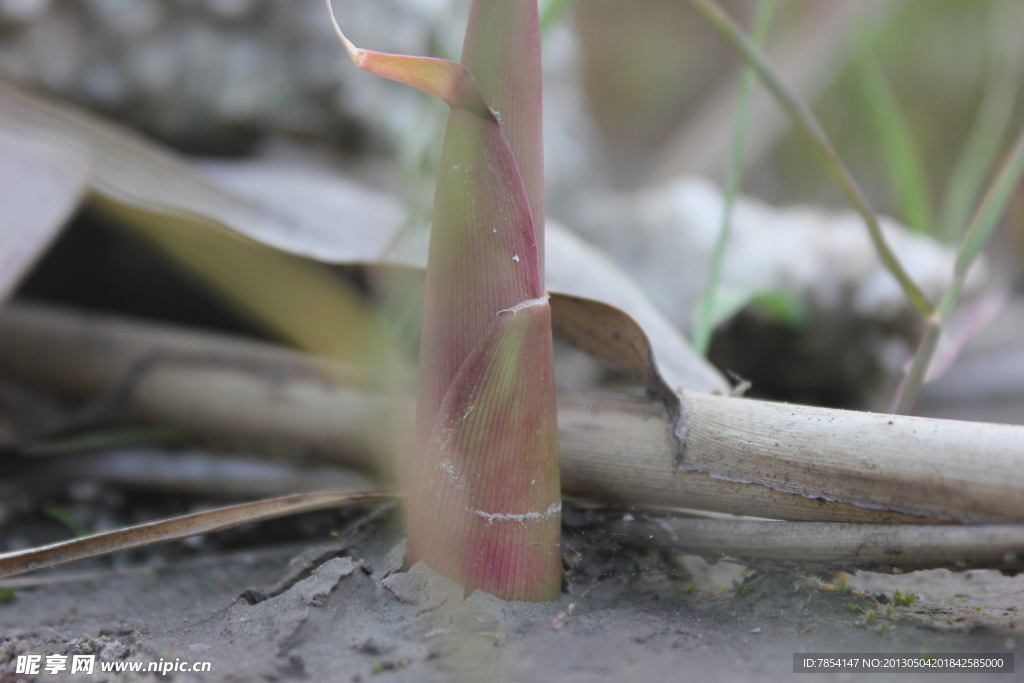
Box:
326, 0, 363, 65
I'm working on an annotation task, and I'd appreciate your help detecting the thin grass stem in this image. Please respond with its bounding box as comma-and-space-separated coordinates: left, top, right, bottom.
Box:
891, 313, 941, 415
687, 0, 935, 319
854, 49, 933, 235
692, 0, 778, 356
938, 10, 1023, 242
892, 122, 1024, 412
954, 124, 1024, 278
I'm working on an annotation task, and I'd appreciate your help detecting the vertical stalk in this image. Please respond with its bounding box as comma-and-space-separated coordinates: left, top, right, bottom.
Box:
892, 123, 1024, 412
692, 0, 778, 356
326, 0, 561, 600
461, 0, 546, 269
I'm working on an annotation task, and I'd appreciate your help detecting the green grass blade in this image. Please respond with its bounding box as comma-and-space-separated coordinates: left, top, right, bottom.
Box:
939, 61, 1022, 242
892, 121, 1024, 413
891, 312, 941, 414
540, 0, 574, 35
854, 50, 934, 235
687, 0, 935, 320
750, 289, 809, 329
692, 0, 777, 356
955, 123, 1024, 283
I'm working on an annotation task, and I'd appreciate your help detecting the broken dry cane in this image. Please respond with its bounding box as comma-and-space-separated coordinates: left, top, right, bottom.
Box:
327, 0, 561, 601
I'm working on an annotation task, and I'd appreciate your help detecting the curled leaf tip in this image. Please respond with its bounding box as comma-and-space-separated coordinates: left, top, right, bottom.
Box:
325, 0, 362, 66
325, 0, 491, 118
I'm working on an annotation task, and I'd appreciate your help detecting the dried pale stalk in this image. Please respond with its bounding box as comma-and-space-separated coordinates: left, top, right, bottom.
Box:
0, 302, 383, 468
613, 517, 1024, 574
555, 391, 928, 524
677, 391, 1024, 523
9, 449, 376, 499
4, 304, 1024, 525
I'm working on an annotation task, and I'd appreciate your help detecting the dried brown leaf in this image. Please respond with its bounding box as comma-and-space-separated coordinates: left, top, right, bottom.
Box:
0, 490, 393, 580
0, 78, 726, 395
0, 126, 88, 303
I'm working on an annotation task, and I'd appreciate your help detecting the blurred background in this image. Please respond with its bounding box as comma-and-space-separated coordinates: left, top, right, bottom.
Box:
1, 0, 1022, 418
0, 1, 1023, 673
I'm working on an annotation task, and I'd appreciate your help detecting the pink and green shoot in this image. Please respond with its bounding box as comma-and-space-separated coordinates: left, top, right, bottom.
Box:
328, 0, 561, 601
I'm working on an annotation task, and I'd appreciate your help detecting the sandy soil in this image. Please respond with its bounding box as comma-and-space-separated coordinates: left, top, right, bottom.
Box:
0, 506, 1020, 683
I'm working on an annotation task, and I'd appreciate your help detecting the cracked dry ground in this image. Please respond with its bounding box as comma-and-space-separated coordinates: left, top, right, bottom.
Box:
1, 509, 1021, 682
